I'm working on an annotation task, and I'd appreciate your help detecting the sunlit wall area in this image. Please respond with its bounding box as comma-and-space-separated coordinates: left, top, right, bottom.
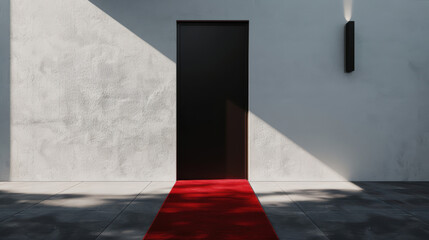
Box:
10, 0, 176, 181
6, 0, 429, 181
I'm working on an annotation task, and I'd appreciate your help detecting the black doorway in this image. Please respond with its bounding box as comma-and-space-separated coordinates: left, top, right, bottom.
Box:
177, 21, 248, 180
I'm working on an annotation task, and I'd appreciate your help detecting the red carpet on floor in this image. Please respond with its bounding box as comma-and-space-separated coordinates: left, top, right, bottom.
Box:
143, 179, 279, 240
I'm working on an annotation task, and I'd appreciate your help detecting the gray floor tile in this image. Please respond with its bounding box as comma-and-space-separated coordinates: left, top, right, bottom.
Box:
97, 182, 174, 240
263, 207, 328, 240
356, 182, 429, 211
250, 182, 300, 211
0, 182, 79, 214
33, 182, 150, 212
306, 210, 429, 240
277, 182, 394, 213
251, 182, 327, 239
125, 182, 174, 213
0, 209, 117, 240
408, 210, 429, 224
0, 182, 150, 240
0, 210, 18, 222
1, 181, 429, 240
96, 211, 157, 240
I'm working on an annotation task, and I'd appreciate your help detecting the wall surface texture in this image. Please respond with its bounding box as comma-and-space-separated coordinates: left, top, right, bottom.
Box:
8, 0, 429, 181
0, 0, 10, 181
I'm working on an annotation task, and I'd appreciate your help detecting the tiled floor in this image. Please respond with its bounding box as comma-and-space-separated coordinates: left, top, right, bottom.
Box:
0, 181, 429, 239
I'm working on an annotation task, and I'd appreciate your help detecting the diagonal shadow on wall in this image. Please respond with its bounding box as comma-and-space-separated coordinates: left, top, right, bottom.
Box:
4, 0, 429, 181
84, 0, 429, 181
88, 0, 360, 181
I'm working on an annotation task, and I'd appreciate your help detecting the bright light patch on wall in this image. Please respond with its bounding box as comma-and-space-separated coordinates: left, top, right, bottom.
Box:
249, 112, 348, 181
343, 0, 353, 21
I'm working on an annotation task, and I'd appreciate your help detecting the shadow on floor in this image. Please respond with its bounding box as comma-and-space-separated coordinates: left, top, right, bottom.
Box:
254, 181, 429, 240
1, 182, 429, 240
0, 182, 172, 240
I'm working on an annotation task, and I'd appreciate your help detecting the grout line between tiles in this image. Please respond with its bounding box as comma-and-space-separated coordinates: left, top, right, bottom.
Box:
95, 181, 152, 240
275, 182, 330, 240
0, 181, 82, 223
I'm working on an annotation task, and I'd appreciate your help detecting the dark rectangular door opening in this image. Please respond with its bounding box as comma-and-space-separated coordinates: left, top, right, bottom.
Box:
177, 21, 248, 180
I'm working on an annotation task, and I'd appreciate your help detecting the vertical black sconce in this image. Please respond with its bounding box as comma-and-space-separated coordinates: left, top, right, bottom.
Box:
345, 21, 354, 73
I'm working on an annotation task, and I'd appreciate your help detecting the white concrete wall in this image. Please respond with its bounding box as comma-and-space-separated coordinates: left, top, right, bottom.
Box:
7, 0, 429, 181
0, 0, 10, 181
10, 0, 176, 181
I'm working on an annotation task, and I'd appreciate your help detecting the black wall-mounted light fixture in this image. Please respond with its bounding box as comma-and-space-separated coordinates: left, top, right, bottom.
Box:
345, 21, 354, 73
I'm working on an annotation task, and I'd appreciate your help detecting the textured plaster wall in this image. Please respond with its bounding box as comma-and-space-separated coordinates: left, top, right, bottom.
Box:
0, 0, 10, 180
8, 0, 429, 181
11, 0, 175, 180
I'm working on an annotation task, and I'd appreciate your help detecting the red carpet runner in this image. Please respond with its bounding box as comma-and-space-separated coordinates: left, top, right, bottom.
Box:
143, 179, 278, 240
